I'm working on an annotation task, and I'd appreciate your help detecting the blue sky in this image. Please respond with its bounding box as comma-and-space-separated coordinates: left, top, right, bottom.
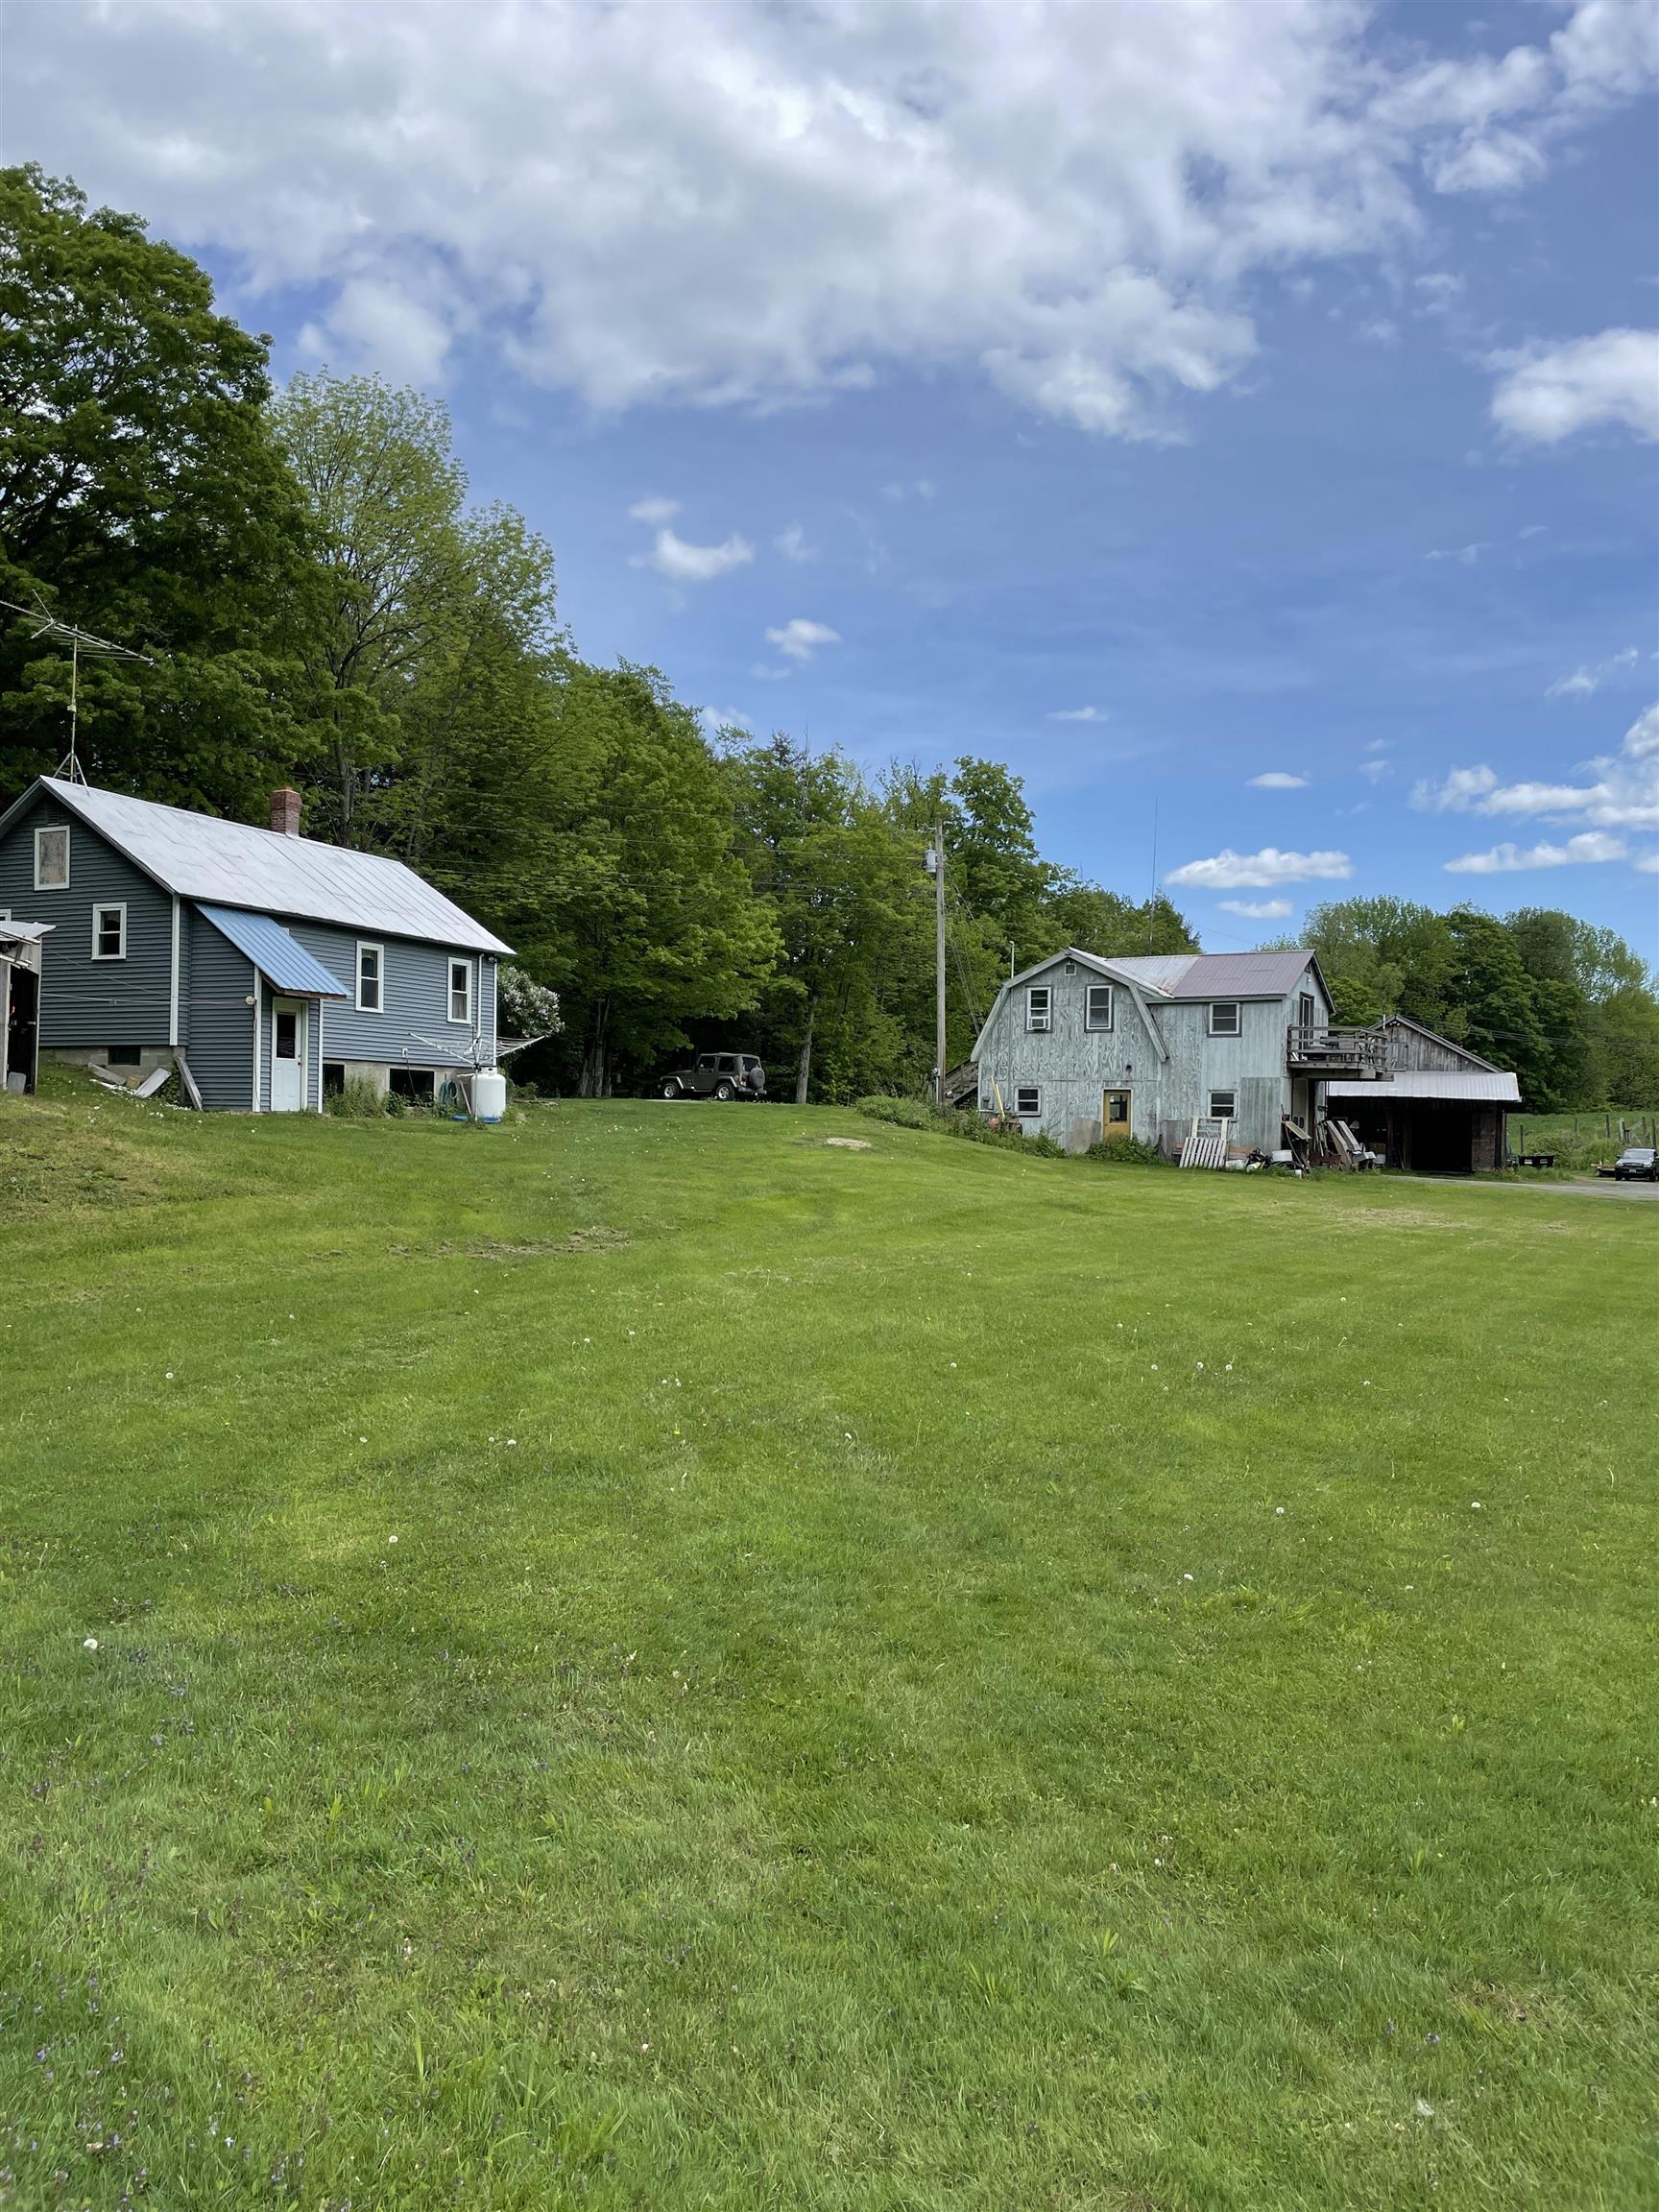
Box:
13, 0, 1658, 953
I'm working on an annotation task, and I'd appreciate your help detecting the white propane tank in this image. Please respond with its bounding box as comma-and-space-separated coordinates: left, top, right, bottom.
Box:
469, 1068, 507, 1123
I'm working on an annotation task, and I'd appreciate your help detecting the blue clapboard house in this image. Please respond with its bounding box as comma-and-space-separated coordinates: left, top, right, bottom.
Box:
0, 778, 512, 1110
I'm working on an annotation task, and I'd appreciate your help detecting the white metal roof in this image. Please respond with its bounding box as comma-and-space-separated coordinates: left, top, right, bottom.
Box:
18, 779, 513, 954
1327, 1070, 1520, 1102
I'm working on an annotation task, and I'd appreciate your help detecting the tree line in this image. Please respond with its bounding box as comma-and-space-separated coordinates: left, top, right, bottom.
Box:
1, 165, 1654, 1107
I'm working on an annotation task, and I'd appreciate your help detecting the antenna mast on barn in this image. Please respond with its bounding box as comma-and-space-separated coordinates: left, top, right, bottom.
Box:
0, 595, 156, 784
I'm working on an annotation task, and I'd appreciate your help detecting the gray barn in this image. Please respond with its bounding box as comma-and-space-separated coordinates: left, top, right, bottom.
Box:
973, 947, 1348, 1154
971, 949, 1516, 1166
0, 778, 511, 1111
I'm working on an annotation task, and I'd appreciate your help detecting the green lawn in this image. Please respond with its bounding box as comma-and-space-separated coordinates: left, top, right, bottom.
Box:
1, 1075, 1655, 2210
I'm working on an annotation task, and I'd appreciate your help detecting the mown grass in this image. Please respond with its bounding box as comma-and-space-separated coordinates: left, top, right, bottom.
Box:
1, 1070, 1655, 2210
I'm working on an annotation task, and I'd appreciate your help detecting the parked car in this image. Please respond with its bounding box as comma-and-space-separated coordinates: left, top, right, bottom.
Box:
658, 1052, 766, 1101
1613, 1145, 1658, 1181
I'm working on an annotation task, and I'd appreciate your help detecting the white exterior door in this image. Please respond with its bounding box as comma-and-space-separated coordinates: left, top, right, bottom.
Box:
271, 998, 306, 1112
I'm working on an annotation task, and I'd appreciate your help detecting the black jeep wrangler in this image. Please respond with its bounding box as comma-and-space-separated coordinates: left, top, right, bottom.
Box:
658, 1052, 766, 1101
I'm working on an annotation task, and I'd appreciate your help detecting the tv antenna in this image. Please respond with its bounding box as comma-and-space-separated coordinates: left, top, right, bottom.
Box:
0, 594, 156, 784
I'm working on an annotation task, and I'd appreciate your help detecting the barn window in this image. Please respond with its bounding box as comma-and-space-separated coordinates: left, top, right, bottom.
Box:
1209, 1089, 1237, 1120
1209, 1001, 1240, 1036
356, 942, 383, 1013
34, 825, 69, 889
107, 1045, 141, 1068
91, 903, 127, 960
1085, 983, 1114, 1031
1015, 1085, 1041, 1118
1025, 985, 1051, 1032
448, 958, 473, 1025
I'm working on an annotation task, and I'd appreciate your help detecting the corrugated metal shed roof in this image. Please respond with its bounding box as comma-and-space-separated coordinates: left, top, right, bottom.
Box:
29, 780, 513, 953
1328, 1070, 1520, 1102
199, 905, 349, 998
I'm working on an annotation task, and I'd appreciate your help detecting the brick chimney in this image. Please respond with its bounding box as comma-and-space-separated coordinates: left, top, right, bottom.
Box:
270, 786, 302, 837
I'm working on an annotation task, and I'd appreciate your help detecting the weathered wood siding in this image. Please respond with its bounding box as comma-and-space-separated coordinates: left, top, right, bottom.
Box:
0, 793, 175, 1048
974, 969, 1167, 1145
1382, 1019, 1490, 1072
975, 954, 1322, 1152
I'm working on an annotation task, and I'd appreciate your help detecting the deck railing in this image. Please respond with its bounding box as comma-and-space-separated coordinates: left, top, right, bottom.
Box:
1286, 1024, 1390, 1076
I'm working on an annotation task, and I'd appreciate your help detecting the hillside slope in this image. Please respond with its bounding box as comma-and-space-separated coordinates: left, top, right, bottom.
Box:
1, 1078, 1654, 2209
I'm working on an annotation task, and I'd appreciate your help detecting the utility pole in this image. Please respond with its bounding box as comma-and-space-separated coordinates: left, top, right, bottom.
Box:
930, 824, 948, 1111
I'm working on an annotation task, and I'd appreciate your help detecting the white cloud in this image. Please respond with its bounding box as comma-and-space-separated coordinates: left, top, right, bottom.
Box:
299, 276, 456, 386
1490, 328, 1659, 445
1248, 771, 1309, 789
628, 496, 681, 526
880, 480, 935, 503
1634, 851, 1659, 874
764, 618, 841, 663
1547, 646, 1639, 699
1358, 757, 1392, 784
774, 523, 813, 563
632, 526, 754, 583
1218, 898, 1293, 919
1424, 542, 1486, 565
698, 705, 753, 737
1049, 706, 1108, 724
13, 2, 1652, 436
1446, 831, 1631, 873
1411, 765, 1499, 813
1413, 704, 1659, 832
1166, 846, 1351, 890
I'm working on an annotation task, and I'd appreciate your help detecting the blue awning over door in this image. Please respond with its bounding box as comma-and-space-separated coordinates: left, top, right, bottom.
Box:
197, 904, 349, 998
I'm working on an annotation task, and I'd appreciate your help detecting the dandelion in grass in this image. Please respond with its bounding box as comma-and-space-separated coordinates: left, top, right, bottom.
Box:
83, 1637, 98, 1651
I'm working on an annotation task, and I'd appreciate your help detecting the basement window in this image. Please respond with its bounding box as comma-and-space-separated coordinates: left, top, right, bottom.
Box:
1025, 985, 1051, 1032
1015, 1085, 1041, 1118
91, 902, 127, 960
34, 824, 69, 889
107, 1045, 141, 1068
390, 1067, 435, 1102
1085, 982, 1114, 1031
1209, 1089, 1237, 1120
1209, 1001, 1240, 1037
322, 1062, 346, 1097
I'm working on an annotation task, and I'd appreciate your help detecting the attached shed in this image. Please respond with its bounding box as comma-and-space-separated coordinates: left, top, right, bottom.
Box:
1327, 1020, 1519, 1172
0, 918, 52, 1095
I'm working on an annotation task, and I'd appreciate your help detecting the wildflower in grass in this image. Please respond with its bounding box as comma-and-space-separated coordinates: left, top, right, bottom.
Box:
1415, 2098, 1434, 2118
1275, 1506, 1286, 1516
388, 1536, 398, 1546
1470, 1501, 1482, 1510
83, 1637, 98, 1651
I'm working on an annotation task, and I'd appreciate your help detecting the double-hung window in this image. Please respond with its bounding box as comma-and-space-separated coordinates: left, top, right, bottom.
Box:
1085, 982, 1114, 1031
1208, 1000, 1240, 1037
1209, 1089, 1237, 1120
356, 942, 383, 1013
34, 825, 69, 889
91, 903, 127, 960
448, 958, 473, 1026
1015, 1085, 1041, 1118
1025, 985, 1051, 1032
